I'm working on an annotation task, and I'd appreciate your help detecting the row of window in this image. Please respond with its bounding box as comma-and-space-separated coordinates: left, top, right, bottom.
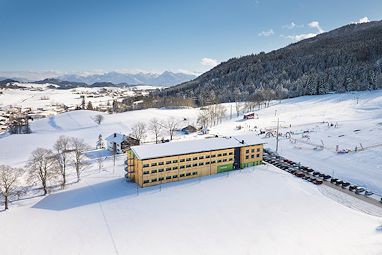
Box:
143, 172, 198, 184
142, 158, 234, 174
245, 148, 261, 154
245, 154, 261, 160
143, 152, 234, 168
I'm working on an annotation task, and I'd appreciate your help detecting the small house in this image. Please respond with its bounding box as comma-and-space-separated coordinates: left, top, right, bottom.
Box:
243, 112, 257, 120
181, 125, 197, 134
106, 133, 140, 154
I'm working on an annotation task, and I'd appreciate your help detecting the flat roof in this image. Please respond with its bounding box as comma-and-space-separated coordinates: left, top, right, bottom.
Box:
130, 133, 264, 160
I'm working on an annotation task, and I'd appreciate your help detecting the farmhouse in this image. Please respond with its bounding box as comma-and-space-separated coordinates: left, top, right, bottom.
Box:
126, 134, 264, 187
106, 133, 140, 154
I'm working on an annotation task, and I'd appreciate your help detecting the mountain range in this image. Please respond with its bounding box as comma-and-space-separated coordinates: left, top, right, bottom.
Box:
160, 20, 382, 104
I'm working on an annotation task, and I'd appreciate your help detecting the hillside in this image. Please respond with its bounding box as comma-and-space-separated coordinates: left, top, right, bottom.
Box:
160, 21, 382, 103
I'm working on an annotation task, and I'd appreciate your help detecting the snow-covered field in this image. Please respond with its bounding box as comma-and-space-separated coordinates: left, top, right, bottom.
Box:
0, 90, 382, 254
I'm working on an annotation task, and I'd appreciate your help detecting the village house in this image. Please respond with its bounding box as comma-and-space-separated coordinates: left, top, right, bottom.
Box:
126, 134, 264, 187
106, 133, 140, 154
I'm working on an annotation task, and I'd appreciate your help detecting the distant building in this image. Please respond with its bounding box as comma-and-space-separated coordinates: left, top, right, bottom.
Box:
105, 133, 140, 154
126, 134, 264, 187
243, 112, 257, 120
181, 125, 197, 134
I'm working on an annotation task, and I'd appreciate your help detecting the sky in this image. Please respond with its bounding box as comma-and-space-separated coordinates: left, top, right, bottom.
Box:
0, 0, 381, 78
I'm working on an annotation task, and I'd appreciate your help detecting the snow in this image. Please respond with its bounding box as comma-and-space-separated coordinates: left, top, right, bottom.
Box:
131, 133, 264, 160
1, 160, 381, 255
1, 90, 382, 254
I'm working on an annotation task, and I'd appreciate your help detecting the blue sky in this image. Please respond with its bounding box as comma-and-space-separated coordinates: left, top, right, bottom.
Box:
0, 0, 381, 77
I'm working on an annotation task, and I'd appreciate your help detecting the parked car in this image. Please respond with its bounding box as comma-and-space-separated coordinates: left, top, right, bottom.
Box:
313, 171, 321, 177
306, 168, 314, 173
330, 178, 338, 184
313, 179, 323, 185
349, 185, 358, 191
308, 177, 316, 182
341, 182, 350, 188
296, 172, 305, 178
364, 191, 373, 196
323, 175, 331, 180
335, 180, 343, 186
355, 187, 366, 194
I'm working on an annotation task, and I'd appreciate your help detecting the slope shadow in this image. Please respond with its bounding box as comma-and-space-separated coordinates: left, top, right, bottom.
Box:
32, 178, 139, 211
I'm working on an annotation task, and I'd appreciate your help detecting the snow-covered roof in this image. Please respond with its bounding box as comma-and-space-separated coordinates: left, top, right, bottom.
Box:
105, 133, 126, 144
130, 133, 264, 160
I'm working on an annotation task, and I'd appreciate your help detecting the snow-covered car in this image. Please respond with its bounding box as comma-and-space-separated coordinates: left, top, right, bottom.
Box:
364, 191, 373, 196
355, 187, 366, 194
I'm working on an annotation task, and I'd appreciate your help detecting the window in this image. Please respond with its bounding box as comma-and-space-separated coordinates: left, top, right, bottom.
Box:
256, 154, 260, 158
217, 159, 222, 163
193, 157, 198, 160
186, 158, 191, 161
143, 171, 149, 175
151, 163, 157, 167
193, 163, 198, 167
229, 152, 233, 155
180, 165, 185, 169
211, 155, 216, 158
229, 158, 233, 161
143, 164, 149, 168
166, 161, 172, 164
173, 166, 178, 170
199, 162, 204, 166
199, 156, 204, 159
186, 164, 191, 168
245, 155, 249, 159
217, 154, 222, 157
166, 176, 171, 180
257, 148, 261, 152
151, 178, 157, 182
251, 155, 254, 158
206, 155, 210, 158
151, 170, 157, 173
192, 172, 197, 175
143, 180, 149, 184
251, 149, 255, 153
158, 177, 164, 181
222, 153, 227, 156
211, 161, 216, 164
246, 149, 249, 153
173, 175, 178, 178
158, 162, 164, 166
158, 169, 164, 172
186, 173, 191, 176
180, 159, 185, 162
166, 167, 172, 171
173, 160, 178, 163
206, 161, 210, 165
223, 159, 227, 162
180, 174, 185, 177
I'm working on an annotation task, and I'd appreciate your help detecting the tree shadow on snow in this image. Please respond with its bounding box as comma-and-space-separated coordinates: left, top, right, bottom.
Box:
32, 178, 141, 211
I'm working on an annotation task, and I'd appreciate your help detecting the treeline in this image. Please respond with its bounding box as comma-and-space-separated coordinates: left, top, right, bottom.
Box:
158, 21, 382, 103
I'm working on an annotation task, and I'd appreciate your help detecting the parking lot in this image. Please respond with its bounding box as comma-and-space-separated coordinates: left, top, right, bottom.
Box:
263, 149, 382, 209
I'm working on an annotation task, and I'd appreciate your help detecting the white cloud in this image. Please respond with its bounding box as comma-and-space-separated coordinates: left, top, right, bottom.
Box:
200, 57, 219, 67
282, 22, 304, 30
258, 29, 274, 37
308, 21, 324, 33
352, 17, 370, 24
282, 33, 317, 41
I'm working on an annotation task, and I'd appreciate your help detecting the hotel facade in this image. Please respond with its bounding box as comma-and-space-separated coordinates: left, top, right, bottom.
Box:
126, 134, 264, 187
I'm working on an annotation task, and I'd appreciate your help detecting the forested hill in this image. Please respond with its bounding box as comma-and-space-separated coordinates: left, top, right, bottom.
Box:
159, 20, 382, 104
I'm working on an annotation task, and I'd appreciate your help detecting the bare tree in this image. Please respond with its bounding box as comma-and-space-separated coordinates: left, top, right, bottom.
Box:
235, 102, 242, 117
54, 136, 71, 188
149, 118, 163, 144
197, 108, 210, 129
70, 137, 90, 182
165, 117, 179, 140
96, 152, 105, 173
93, 114, 104, 125
130, 122, 147, 141
0, 165, 23, 210
27, 148, 58, 196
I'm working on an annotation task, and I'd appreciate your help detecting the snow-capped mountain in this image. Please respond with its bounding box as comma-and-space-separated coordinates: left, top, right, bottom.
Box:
57, 71, 197, 86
